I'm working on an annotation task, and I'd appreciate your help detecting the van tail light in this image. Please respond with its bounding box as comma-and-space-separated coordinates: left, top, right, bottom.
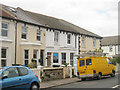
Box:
93, 70, 96, 73
77, 72, 79, 75
35, 75, 38, 78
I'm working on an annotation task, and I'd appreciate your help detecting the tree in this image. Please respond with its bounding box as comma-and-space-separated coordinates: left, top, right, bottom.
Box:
116, 57, 120, 64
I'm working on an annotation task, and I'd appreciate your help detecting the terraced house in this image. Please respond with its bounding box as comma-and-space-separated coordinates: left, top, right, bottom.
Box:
0, 4, 102, 72
1, 5, 46, 67
101, 36, 120, 58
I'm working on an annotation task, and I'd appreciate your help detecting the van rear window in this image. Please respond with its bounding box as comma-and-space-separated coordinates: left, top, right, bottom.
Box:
79, 60, 85, 67
86, 59, 92, 65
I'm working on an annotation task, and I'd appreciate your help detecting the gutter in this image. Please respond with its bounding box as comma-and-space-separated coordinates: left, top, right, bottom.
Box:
0, 16, 103, 39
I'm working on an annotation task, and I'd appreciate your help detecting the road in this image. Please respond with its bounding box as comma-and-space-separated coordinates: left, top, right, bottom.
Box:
53, 74, 119, 88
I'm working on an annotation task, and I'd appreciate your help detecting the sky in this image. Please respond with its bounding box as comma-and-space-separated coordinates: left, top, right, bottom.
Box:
0, 0, 119, 37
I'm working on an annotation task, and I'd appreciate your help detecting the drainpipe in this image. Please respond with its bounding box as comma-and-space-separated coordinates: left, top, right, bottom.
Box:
14, 21, 17, 65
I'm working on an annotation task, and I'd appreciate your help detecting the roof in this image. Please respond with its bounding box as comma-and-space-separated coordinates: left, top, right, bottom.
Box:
101, 36, 120, 46
1, 4, 102, 38
23, 10, 102, 38
0, 4, 16, 19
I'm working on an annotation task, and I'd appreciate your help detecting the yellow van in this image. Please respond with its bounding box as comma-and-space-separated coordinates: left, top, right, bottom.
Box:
77, 57, 115, 81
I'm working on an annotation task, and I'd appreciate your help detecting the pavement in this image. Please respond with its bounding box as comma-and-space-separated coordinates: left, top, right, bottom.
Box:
40, 77, 79, 89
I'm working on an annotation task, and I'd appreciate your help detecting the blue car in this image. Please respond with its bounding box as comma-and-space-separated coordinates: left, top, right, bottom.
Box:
0, 66, 40, 90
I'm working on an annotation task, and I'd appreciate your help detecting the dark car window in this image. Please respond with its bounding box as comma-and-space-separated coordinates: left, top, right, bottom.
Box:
79, 60, 85, 67
2, 67, 19, 78
19, 67, 28, 76
86, 59, 92, 65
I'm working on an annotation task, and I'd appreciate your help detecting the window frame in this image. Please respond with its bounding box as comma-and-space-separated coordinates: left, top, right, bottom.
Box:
61, 53, 66, 65
81, 37, 85, 46
118, 45, 120, 51
1, 22, 8, 37
70, 53, 74, 66
54, 31, 59, 43
1, 48, 7, 67
37, 29, 41, 41
53, 53, 59, 63
24, 50, 29, 66
93, 39, 96, 48
21, 26, 27, 40
109, 45, 113, 52
67, 34, 71, 44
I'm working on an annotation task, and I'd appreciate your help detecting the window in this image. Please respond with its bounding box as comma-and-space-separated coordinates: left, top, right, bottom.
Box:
24, 50, 29, 66
2, 68, 19, 78
82, 37, 85, 46
67, 34, 71, 44
19, 67, 28, 76
1, 23, 8, 37
86, 59, 92, 65
54, 31, 59, 43
1, 48, 7, 67
109, 45, 113, 52
118, 45, 120, 51
53, 53, 59, 63
33, 50, 38, 59
79, 60, 84, 67
93, 39, 96, 48
37, 29, 41, 41
107, 58, 111, 64
70, 53, 74, 66
61, 53, 66, 64
21, 26, 27, 39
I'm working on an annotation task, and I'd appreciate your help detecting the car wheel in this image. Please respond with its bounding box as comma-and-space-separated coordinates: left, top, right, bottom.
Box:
30, 83, 39, 90
81, 78, 86, 81
97, 73, 102, 80
111, 70, 115, 77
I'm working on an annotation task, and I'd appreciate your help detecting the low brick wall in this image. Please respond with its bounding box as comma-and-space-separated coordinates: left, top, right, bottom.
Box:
42, 67, 63, 81
30, 66, 72, 82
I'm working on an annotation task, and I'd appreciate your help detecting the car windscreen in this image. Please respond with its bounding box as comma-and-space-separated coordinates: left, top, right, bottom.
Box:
86, 59, 92, 65
79, 60, 85, 67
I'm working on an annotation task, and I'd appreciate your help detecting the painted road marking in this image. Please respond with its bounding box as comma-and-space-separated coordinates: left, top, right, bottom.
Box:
112, 85, 120, 88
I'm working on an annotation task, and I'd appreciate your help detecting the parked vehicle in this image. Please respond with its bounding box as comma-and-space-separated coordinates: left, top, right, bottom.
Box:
0, 66, 40, 90
77, 57, 115, 81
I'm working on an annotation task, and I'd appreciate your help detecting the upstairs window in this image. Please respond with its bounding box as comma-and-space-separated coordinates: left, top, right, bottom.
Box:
1, 23, 8, 37
82, 37, 85, 46
21, 26, 27, 39
37, 29, 41, 41
93, 39, 96, 48
109, 45, 113, 52
118, 45, 120, 51
54, 31, 59, 43
67, 34, 71, 44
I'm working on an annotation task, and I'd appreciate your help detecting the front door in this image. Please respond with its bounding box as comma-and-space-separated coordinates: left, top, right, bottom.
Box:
47, 52, 51, 67
40, 50, 44, 66
53, 53, 59, 66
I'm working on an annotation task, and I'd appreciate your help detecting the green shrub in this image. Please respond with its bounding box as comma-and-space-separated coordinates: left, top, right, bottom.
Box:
27, 61, 37, 68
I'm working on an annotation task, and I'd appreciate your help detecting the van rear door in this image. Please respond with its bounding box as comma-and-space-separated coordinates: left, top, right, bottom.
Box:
85, 59, 93, 75
78, 59, 86, 75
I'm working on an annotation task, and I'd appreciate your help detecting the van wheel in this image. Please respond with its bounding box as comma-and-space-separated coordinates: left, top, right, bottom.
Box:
111, 70, 115, 77
81, 78, 86, 81
97, 73, 102, 80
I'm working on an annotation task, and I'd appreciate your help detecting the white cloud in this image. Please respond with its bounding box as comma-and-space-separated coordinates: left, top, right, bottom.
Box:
1, 0, 119, 37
